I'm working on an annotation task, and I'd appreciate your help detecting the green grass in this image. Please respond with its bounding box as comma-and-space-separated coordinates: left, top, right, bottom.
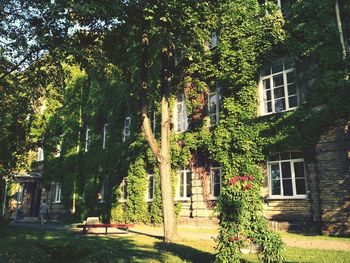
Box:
242, 247, 350, 263
1, 226, 349, 263
280, 231, 350, 242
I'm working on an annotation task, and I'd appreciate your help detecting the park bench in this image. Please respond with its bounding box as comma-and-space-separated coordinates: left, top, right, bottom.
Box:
77, 217, 135, 235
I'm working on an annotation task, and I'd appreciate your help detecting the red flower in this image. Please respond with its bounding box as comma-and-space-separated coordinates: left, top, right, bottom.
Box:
241, 176, 247, 181
247, 184, 252, 189
248, 175, 254, 181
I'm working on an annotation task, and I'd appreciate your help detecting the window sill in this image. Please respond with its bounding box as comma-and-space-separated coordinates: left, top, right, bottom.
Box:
175, 198, 191, 201
209, 196, 219, 200
146, 199, 154, 202
259, 107, 298, 117
266, 196, 308, 200
97, 200, 106, 204
118, 199, 127, 203
52, 201, 61, 204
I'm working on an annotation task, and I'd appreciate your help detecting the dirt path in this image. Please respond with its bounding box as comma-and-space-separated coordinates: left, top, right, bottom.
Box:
132, 225, 350, 251
10, 222, 350, 251
283, 237, 350, 251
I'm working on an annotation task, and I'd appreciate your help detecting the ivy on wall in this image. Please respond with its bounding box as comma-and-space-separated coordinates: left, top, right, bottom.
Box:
35, 0, 350, 262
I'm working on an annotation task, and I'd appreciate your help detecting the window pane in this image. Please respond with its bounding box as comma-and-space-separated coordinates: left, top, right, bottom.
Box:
287, 83, 297, 95
179, 173, 184, 197
294, 162, 305, 178
287, 71, 295, 83
265, 90, 271, 101
282, 179, 293, 196
271, 179, 281, 195
270, 164, 280, 180
274, 87, 285, 98
209, 94, 217, 114
296, 178, 306, 194
274, 99, 285, 112
266, 102, 272, 113
212, 169, 221, 197
272, 64, 283, 74
273, 74, 284, 87
186, 172, 192, 198
289, 96, 298, 108
263, 79, 271, 90
281, 162, 291, 179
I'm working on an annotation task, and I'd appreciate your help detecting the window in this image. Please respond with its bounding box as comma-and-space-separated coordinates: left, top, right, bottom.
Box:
147, 174, 155, 202
260, 0, 293, 17
98, 179, 108, 203
85, 127, 91, 152
274, 0, 293, 16
123, 117, 131, 142
119, 178, 128, 202
37, 147, 44, 161
103, 123, 108, 149
260, 58, 298, 115
53, 181, 62, 203
174, 94, 188, 133
210, 167, 222, 198
17, 185, 24, 204
267, 152, 307, 198
209, 31, 218, 49
208, 88, 221, 125
176, 168, 192, 200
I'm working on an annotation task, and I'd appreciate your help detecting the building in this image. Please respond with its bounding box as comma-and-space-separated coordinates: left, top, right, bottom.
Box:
6, 0, 349, 236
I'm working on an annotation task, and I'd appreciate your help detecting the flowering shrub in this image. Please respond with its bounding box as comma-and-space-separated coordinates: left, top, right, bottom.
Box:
228, 175, 254, 191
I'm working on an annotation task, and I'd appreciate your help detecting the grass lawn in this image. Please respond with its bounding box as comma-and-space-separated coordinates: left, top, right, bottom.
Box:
0, 226, 349, 263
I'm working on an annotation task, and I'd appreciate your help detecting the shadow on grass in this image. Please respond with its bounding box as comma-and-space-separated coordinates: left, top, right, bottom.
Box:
155, 242, 215, 263
1, 225, 216, 263
0, 226, 166, 263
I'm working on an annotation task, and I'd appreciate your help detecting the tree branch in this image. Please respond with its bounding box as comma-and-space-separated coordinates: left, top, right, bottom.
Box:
0, 49, 36, 80
140, 31, 161, 162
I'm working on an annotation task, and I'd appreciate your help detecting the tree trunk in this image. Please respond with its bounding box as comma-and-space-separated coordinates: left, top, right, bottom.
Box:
140, 31, 177, 242
335, 0, 347, 60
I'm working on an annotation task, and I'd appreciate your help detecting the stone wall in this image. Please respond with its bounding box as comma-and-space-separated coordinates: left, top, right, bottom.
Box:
41, 182, 66, 220
315, 126, 350, 235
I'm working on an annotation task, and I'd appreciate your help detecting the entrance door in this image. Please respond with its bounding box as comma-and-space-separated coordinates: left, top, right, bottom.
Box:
29, 183, 41, 217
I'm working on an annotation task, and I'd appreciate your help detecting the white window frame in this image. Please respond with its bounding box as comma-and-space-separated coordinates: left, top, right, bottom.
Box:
17, 185, 24, 204
209, 31, 218, 49
85, 127, 91, 152
119, 178, 128, 202
210, 167, 222, 199
174, 94, 188, 133
146, 174, 155, 202
37, 147, 44, 161
53, 181, 62, 203
259, 58, 298, 116
123, 117, 131, 142
208, 88, 221, 126
267, 152, 307, 199
103, 123, 108, 149
176, 168, 192, 200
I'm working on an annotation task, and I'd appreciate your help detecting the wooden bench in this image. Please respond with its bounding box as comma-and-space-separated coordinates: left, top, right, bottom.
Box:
77, 222, 135, 235
77, 217, 135, 235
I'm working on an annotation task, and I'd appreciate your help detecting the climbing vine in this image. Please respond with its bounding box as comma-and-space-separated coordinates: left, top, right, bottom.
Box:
31, 0, 350, 262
